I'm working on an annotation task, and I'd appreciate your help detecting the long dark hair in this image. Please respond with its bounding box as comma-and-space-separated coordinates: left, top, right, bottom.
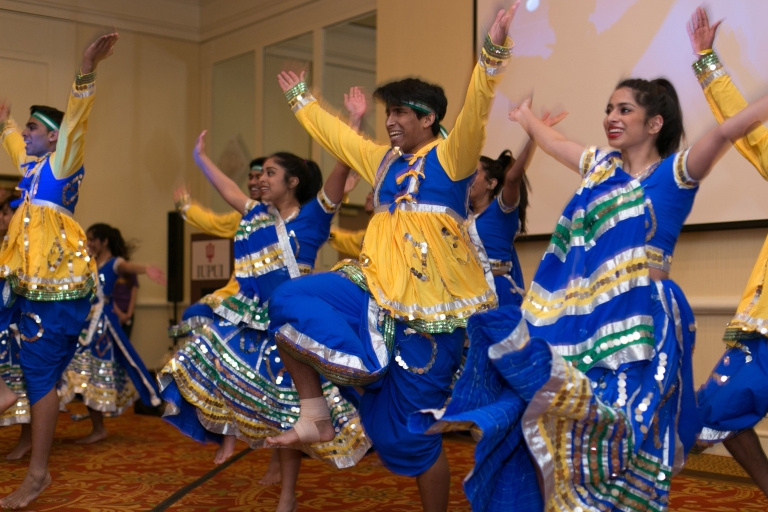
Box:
479, 150, 531, 234
87, 223, 133, 260
269, 152, 323, 205
616, 78, 684, 158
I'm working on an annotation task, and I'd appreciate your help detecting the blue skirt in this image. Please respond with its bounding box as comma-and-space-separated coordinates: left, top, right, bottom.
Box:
697, 335, 768, 444
411, 280, 699, 512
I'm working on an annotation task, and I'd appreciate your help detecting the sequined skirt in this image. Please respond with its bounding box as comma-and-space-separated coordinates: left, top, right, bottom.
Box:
60, 312, 161, 415
0, 311, 30, 426
158, 318, 371, 469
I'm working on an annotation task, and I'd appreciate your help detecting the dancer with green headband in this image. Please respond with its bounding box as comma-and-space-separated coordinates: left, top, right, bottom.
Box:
0, 32, 118, 509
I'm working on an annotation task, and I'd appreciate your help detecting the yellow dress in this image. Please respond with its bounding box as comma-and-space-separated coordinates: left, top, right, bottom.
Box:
0, 74, 98, 300
696, 52, 768, 339
289, 40, 512, 328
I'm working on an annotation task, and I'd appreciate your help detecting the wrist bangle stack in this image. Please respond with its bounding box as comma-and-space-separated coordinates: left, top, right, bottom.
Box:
481, 33, 514, 75
284, 82, 309, 102
692, 51, 725, 89
175, 194, 190, 212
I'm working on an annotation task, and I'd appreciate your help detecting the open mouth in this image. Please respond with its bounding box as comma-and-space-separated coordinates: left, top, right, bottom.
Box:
607, 128, 624, 139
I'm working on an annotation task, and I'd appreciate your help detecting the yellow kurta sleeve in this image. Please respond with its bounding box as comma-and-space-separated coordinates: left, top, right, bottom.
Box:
696, 53, 768, 180
51, 74, 97, 179
0, 117, 30, 173
181, 202, 242, 239
437, 36, 513, 181
329, 227, 366, 257
292, 99, 390, 186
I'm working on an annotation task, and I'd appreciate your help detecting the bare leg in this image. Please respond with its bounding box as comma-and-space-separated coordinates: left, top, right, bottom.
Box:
213, 434, 237, 464
258, 450, 282, 485
6, 424, 32, 460
265, 347, 333, 446
724, 428, 768, 497
415, 449, 450, 512
276, 449, 302, 512
0, 387, 57, 509
75, 408, 108, 444
0, 379, 16, 414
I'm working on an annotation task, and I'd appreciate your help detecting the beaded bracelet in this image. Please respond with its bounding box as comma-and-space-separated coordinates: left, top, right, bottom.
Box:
692, 51, 721, 80
483, 33, 513, 60
284, 82, 308, 102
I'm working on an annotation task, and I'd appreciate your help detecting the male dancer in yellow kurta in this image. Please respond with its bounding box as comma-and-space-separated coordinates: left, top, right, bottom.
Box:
0, 33, 118, 509
266, 5, 518, 511
687, 7, 768, 497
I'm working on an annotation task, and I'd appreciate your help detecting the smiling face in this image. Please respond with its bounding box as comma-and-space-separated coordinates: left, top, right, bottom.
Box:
258, 157, 298, 204
247, 168, 262, 200
21, 117, 58, 157
384, 105, 435, 153
603, 87, 662, 151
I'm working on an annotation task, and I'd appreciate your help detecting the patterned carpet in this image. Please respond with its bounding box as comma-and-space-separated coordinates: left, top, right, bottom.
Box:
0, 402, 766, 511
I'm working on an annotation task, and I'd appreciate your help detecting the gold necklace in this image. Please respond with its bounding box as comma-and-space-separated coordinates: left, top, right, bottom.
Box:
630, 159, 662, 181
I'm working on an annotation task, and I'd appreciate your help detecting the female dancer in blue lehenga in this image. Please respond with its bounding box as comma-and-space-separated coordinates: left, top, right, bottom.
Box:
59, 223, 165, 444
413, 77, 768, 511
158, 108, 370, 511
469, 112, 565, 308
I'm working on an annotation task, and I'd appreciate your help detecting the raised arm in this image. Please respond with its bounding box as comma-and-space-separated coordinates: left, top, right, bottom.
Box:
0, 103, 28, 172
278, 72, 388, 186
686, 93, 768, 181
116, 259, 166, 285
51, 33, 118, 179
174, 186, 242, 238
510, 99, 584, 174
437, 2, 518, 180
501, 110, 568, 206
192, 131, 250, 214
323, 87, 367, 205
687, 7, 768, 179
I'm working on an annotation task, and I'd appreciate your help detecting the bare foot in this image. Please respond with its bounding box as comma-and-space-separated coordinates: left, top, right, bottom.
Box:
75, 429, 108, 444
0, 385, 17, 415
5, 435, 31, 461
266, 419, 335, 447
0, 469, 51, 509
214, 435, 236, 464
258, 451, 282, 485
275, 495, 297, 512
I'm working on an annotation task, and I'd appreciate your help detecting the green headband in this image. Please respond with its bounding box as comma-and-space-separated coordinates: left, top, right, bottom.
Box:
401, 101, 448, 139
31, 111, 60, 131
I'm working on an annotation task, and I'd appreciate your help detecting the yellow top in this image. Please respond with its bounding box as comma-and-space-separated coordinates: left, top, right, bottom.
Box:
291, 46, 510, 327
699, 55, 768, 338
329, 227, 365, 258
0, 75, 98, 300
178, 201, 242, 301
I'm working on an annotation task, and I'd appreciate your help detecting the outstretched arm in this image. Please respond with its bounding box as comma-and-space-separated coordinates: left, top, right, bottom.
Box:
116, 259, 166, 285
174, 186, 242, 238
323, 87, 367, 205
687, 93, 768, 181
687, 7, 768, 179
51, 33, 119, 179
0, 101, 27, 172
192, 131, 250, 214
438, 2, 518, 180
510, 99, 584, 174
278, 72, 387, 185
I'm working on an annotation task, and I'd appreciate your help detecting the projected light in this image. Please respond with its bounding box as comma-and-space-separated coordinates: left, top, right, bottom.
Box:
526, 0, 540, 12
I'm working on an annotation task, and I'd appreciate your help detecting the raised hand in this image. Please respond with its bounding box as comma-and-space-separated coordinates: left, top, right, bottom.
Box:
81, 33, 119, 74
687, 6, 721, 54
343, 171, 361, 195
193, 130, 207, 161
146, 265, 167, 286
277, 71, 306, 93
0, 100, 10, 125
508, 98, 532, 123
344, 86, 367, 126
174, 186, 190, 206
541, 110, 568, 128
489, 0, 520, 46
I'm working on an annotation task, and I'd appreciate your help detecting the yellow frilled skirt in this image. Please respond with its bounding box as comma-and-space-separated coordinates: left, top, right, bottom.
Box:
0, 199, 96, 300
725, 234, 768, 340
356, 209, 496, 326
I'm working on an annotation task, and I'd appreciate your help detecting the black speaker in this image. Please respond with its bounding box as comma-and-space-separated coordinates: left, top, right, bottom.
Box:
167, 211, 184, 303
